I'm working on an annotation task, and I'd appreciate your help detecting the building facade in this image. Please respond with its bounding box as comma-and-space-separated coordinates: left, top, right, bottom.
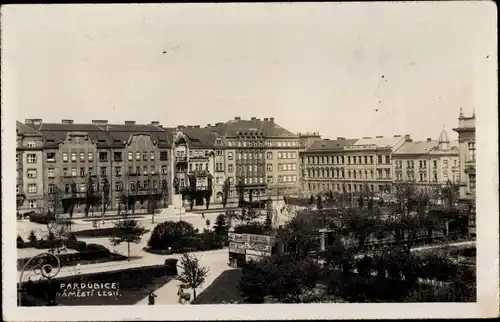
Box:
392, 129, 460, 188
300, 138, 355, 194
16, 121, 45, 213
453, 108, 476, 236
21, 119, 172, 214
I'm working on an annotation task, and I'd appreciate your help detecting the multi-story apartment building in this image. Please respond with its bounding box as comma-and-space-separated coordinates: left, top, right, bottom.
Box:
22, 119, 172, 214
213, 117, 300, 201
392, 129, 459, 188
16, 121, 45, 213
453, 108, 476, 236
300, 138, 356, 194
343, 135, 408, 194
169, 125, 220, 206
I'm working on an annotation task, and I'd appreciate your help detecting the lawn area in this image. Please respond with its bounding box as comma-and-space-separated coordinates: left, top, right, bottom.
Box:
20, 265, 176, 306
191, 269, 243, 304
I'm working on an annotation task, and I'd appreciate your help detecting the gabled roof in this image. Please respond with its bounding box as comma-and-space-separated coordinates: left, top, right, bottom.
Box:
393, 140, 438, 155
213, 119, 297, 138
180, 127, 219, 148
306, 138, 358, 152
16, 121, 42, 136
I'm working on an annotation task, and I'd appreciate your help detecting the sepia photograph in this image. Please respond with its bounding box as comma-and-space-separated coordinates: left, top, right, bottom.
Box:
1, 2, 498, 321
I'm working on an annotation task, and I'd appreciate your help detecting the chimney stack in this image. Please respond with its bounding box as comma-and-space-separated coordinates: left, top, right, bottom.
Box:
25, 118, 43, 125
207, 124, 212, 128
151, 121, 160, 126
427, 138, 432, 142
234, 117, 241, 121
61, 119, 74, 124
404, 134, 411, 142
251, 117, 256, 121
194, 125, 200, 128
264, 118, 269, 121
337, 137, 345, 140
125, 121, 136, 125
376, 136, 384, 138
270, 117, 275, 123
92, 120, 108, 125
393, 135, 401, 138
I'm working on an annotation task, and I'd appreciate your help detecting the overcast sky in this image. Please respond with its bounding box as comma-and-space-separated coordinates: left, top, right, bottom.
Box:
3, 2, 496, 141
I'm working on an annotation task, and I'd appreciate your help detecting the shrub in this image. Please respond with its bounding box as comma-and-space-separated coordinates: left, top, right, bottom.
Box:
165, 258, 179, 275
67, 233, 77, 241
147, 221, 197, 249
28, 230, 38, 243
73, 227, 149, 238
17, 235, 25, 248
34, 239, 62, 250
29, 213, 55, 224
85, 243, 110, 253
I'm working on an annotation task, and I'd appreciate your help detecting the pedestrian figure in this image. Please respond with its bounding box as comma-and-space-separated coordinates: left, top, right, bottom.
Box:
148, 291, 157, 305
201, 213, 205, 219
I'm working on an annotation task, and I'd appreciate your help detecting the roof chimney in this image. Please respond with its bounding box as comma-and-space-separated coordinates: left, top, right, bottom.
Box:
362, 136, 372, 139
427, 138, 432, 142
251, 117, 256, 121
25, 118, 43, 125
376, 136, 384, 138
92, 120, 108, 125
404, 134, 411, 142
393, 135, 401, 138
61, 119, 74, 124
177, 125, 185, 129
215, 122, 223, 126
151, 121, 160, 126
125, 121, 136, 125
194, 125, 200, 128
337, 137, 345, 140
264, 118, 269, 121
207, 124, 212, 128
234, 117, 241, 121
270, 117, 275, 123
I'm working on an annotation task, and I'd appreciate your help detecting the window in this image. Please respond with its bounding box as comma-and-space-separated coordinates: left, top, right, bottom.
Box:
100, 167, 107, 176
78, 167, 84, 177
364, 156, 368, 164
88, 152, 94, 161
115, 166, 122, 176
443, 160, 448, 168
266, 152, 273, 159
71, 152, 77, 162
267, 164, 273, 171
71, 168, 77, 177
27, 153, 37, 163
47, 168, 55, 178
63, 168, 68, 177
114, 152, 123, 162
46, 152, 56, 162
99, 152, 108, 162
385, 169, 390, 179
88, 167, 93, 175
62, 152, 69, 162
143, 166, 148, 175
26, 141, 36, 148
228, 152, 233, 160
347, 157, 351, 164
28, 200, 37, 208
136, 152, 141, 161
469, 174, 476, 190
160, 151, 168, 161
228, 164, 234, 173
130, 182, 136, 191
143, 152, 148, 161
161, 165, 168, 175
127, 152, 133, 161
287, 152, 292, 159
113, 181, 121, 191
468, 142, 476, 161
27, 168, 37, 178
136, 166, 140, 174
267, 176, 274, 183
378, 155, 383, 164
150, 166, 155, 174
77, 152, 84, 162
27, 184, 37, 193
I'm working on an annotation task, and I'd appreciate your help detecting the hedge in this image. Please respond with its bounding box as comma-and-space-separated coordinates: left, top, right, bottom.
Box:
73, 227, 150, 238
147, 231, 223, 253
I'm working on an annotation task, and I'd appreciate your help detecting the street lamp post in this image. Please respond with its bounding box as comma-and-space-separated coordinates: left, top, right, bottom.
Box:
18, 252, 62, 306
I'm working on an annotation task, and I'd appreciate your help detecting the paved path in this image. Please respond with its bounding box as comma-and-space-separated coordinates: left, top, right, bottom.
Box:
136, 250, 230, 305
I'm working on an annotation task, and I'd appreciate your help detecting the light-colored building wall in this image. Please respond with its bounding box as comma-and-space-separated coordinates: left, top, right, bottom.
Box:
19, 135, 45, 211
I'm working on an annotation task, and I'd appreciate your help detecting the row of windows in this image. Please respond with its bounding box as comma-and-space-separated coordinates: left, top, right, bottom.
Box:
47, 180, 168, 194
278, 175, 298, 183
190, 163, 209, 172
16, 183, 38, 193
237, 164, 263, 173
48, 151, 169, 163
236, 152, 264, 160
48, 165, 168, 178
278, 152, 297, 159
305, 155, 391, 165
227, 140, 298, 148
278, 163, 297, 171
308, 182, 391, 193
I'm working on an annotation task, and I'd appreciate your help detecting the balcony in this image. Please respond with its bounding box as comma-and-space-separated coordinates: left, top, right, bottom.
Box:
176, 156, 187, 162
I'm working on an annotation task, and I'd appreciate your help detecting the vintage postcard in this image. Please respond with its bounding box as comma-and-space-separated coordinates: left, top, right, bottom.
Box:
1, 2, 498, 321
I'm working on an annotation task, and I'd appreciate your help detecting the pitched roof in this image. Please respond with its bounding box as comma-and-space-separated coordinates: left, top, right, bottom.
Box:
21, 122, 171, 148
394, 140, 438, 155
16, 121, 41, 135
350, 136, 403, 148
306, 138, 358, 152
213, 119, 296, 138
180, 127, 219, 148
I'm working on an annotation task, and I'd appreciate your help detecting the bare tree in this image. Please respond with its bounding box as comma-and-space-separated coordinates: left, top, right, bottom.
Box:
222, 178, 230, 208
